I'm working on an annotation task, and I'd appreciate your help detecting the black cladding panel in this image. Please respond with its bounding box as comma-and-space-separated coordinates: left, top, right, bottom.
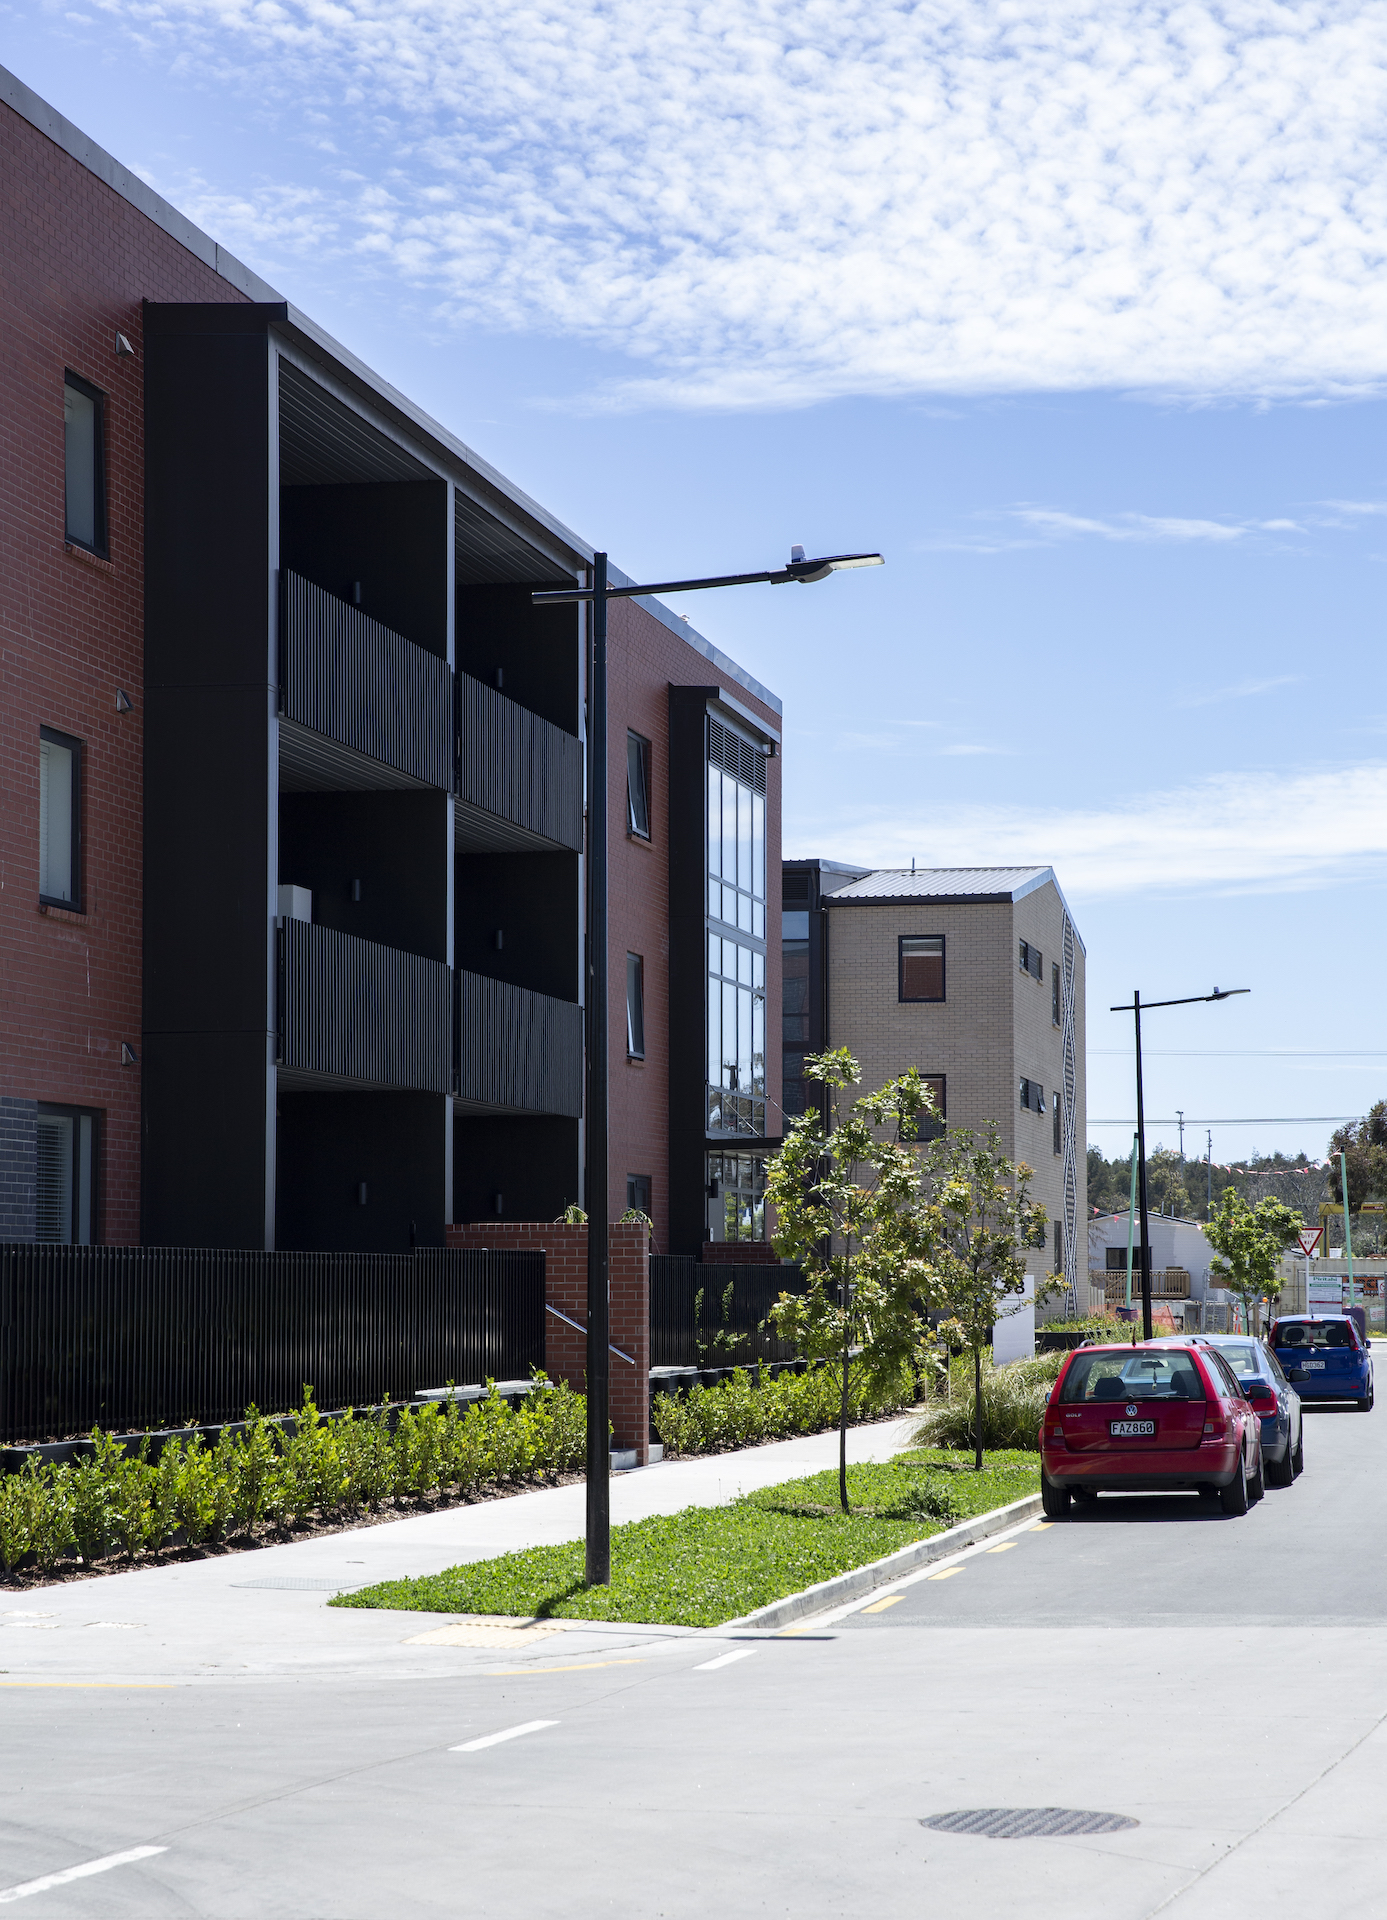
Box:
455, 585, 579, 734
279, 792, 451, 965
276, 1092, 447, 1252
280, 481, 448, 662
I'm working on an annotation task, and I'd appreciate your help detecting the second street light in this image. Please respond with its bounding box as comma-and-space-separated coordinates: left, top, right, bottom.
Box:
534, 546, 884, 1586
1110, 985, 1251, 1340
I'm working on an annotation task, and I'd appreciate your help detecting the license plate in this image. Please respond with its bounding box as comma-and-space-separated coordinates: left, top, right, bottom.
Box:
1109, 1419, 1156, 1437
1302, 1361, 1325, 1371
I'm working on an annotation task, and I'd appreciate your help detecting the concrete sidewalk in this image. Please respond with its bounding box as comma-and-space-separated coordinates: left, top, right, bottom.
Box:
0, 1415, 920, 1685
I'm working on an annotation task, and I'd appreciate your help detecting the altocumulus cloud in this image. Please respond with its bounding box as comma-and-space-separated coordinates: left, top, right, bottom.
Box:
788, 764, 1387, 898
104, 0, 1387, 407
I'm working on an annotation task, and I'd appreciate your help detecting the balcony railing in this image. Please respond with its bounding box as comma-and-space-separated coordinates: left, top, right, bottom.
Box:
278, 919, 452, 1093
1092, 1268, 1193, 1301
456, 672, 584, 852
456, 971, 582, 1116
280, 571, 453, 789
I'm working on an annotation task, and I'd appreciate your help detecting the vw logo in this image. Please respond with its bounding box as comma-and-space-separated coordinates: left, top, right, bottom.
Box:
1125, 1404, 1138, 1417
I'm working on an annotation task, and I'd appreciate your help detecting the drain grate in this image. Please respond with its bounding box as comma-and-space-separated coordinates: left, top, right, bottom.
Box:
920, 1808, 1139, 1840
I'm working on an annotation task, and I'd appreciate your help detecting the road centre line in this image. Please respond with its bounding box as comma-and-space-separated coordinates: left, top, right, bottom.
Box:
695, 1648, 757, 1671
0, 1845, 167, 1904
450, 1720, 557, 1752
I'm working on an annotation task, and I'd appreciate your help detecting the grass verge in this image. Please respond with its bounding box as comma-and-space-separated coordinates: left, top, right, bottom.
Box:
330, 1448, 1040, 1628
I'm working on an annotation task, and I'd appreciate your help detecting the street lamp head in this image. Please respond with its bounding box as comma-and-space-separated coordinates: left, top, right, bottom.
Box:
783, 548, 886, 584
1210, 987, 1252, 1001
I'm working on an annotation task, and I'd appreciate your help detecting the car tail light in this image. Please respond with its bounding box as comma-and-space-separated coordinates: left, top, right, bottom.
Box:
1202, 1413, 1227, 1437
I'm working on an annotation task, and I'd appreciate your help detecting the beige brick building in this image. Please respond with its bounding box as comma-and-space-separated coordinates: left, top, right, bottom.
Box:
783, 863, 1086, 1301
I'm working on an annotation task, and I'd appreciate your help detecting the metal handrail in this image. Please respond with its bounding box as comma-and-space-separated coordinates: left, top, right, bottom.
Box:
544, 1301, 635, 1365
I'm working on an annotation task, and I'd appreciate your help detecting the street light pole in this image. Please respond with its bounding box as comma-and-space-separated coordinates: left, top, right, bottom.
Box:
1112, 987, 1251, 1342
584, 553, 610, 1588
535, 546, 884, 1585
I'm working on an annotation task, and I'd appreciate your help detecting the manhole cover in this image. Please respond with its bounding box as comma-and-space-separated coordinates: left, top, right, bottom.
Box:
920, 1808, 1139, 1839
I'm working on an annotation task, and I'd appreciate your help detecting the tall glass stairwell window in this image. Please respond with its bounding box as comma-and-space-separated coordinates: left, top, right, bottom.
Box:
706, 718, 767, 1137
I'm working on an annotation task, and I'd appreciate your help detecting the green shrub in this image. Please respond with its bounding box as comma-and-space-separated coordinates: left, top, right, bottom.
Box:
914, 1357, 1053, 1452
653, 1361, 913, 1460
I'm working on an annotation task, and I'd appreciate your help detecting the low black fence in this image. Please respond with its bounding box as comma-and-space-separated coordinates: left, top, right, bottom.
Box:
649, 1257, 806, 1368
0, 1244, 544, 1444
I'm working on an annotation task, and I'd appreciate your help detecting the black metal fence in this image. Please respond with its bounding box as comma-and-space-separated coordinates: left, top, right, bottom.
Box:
0, 1245, 544, 1443
649, 1257, 806, 1368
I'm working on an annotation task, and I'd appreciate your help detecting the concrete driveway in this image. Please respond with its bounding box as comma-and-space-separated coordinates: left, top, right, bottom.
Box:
0, 1401, 1382, 1916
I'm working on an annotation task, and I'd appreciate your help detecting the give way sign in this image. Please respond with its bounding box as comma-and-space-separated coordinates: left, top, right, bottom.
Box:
1297, 1228, 1324, 1258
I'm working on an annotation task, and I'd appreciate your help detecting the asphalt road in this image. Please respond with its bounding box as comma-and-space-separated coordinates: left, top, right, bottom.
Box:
2, 1397, 1385, 1918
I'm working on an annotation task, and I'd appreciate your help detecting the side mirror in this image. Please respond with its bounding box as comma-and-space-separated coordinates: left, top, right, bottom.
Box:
1287, 1368, 1305, 1383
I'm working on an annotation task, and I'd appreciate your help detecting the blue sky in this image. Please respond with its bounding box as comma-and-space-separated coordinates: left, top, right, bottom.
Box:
9, 0, 1387, 1165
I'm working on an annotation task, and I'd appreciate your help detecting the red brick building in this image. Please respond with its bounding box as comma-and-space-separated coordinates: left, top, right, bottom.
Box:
0, 63, 782, 1257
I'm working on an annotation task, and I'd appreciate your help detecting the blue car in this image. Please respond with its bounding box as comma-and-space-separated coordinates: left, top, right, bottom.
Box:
1268, 1315, 1375, 1412
1151, 1334, 1304, 1485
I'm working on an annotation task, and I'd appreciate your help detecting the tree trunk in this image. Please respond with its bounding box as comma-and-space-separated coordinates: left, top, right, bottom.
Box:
973, 1343, 983, 1471
839, 1333, 851, 1513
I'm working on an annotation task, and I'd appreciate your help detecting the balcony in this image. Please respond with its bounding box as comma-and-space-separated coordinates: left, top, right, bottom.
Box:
279, 571, 453, 791
1092, 1268, 1192, 1301
456, 971, 582, 1117
455, 672, 584, 853
277, 919, 452, 1093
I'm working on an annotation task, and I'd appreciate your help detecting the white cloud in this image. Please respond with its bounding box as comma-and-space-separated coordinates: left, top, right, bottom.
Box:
96, 0, 1387, 408
1015, 509, 1247, 543
1177, 674, 1303, 709
787, 762, 1387, 898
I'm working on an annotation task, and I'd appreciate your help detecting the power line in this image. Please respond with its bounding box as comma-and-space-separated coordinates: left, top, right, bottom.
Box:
1089, 1115, 1358, 1126
1090, 1050, 1387, 1058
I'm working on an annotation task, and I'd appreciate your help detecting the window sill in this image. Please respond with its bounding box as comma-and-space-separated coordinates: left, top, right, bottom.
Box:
39, 900, 86, 923
627, 1054, 645, 1067
65, 542, 114, 574
627, 831, 654, 850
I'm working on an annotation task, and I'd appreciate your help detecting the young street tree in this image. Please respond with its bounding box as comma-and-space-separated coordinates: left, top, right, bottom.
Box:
768, 1049, 944, 1514
1204, 1188, 1302, 1332
919, 1124, 1046, 1471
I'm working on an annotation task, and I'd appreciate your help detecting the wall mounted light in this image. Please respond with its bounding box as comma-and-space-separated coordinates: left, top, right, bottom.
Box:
351, 878, 362, 902
495, 668, 505, 690
357, 1182, 368, 1206
352, 581, 363, 606
494, 928, 504, 950
494, 1192, 504, 1216
115, 333, 134, 358
121, 1042, 138, 1066
115, 689, 134, 713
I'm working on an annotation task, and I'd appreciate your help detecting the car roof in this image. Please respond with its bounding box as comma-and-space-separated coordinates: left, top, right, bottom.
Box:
1272, 1313, 1351, 1323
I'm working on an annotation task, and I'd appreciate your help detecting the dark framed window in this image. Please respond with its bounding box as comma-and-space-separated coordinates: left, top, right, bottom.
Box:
899, 935, 944, 1002
626, 1173, 651, 1215
920, 1073, 946, 1142
64, 372, 107, 555
36, 1103, 98, 1244
1019, 1076, 1045, 1114
627, 731, 651, 839
1019, 938, 1042, 981
1053, 1089, 1062, 1154
39, 726, 82, 908
626, 952, 645, 1059
1053, 1221, 1064, 1273
707, 1150, 768, 1242
1051, 961, 1061, 1026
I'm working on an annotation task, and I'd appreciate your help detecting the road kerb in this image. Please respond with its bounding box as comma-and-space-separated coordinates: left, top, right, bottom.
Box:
721, 1492, 1044, 1631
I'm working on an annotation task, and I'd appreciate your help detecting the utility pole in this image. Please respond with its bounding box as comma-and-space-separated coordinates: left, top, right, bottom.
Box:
1177, 1110, 1185, 1165
1206, 1130, 1213, 1215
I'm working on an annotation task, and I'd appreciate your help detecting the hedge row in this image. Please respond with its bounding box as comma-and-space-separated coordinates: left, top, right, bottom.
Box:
0, 1382, 587, 1577
652, 1360, 914, 1457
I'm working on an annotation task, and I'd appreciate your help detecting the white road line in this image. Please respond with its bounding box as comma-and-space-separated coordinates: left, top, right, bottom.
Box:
0, 1845, 166, 1904
695, 1647, 757, 1671
450, 1719, 558, 1752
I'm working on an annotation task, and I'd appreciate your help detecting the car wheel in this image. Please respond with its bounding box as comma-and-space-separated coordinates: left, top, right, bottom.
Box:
1291, 1427, 1304, 1477
1359, 1389, 1375, 1411
1041, 1476, 1071, 1519
1220, 1449, 1250, 1516
1248, 1449, 1265, 1503
1266, 1444, 1293, 1488
1072, 1486, 1098, 1502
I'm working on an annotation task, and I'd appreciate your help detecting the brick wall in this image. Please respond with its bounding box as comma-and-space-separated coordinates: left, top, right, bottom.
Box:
607, 598, 782, 1252
447, 1219, 652, 1461
0, 1096, 37, 1239
0, 99, 249, 1243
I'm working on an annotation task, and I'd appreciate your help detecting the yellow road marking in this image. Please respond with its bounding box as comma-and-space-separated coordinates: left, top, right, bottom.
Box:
481, 1658, 648, 1676
1028, 1523, 1054, 1533
984, 1542, 1017, 1554
860, 1595, 905, 1614
926, 1566, 964, 1581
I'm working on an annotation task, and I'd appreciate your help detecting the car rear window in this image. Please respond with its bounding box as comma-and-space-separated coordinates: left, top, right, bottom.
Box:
1213, 1341, 1261, 1375
1273, 1320, 1358, 1351
1059, 1350, 1206, 1403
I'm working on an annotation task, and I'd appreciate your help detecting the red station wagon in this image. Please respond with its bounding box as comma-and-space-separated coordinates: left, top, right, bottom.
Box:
1039, 1342, 1265, 1518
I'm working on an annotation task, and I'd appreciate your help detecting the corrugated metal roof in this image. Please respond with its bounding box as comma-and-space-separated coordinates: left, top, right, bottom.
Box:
826, 866, 1054, 904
